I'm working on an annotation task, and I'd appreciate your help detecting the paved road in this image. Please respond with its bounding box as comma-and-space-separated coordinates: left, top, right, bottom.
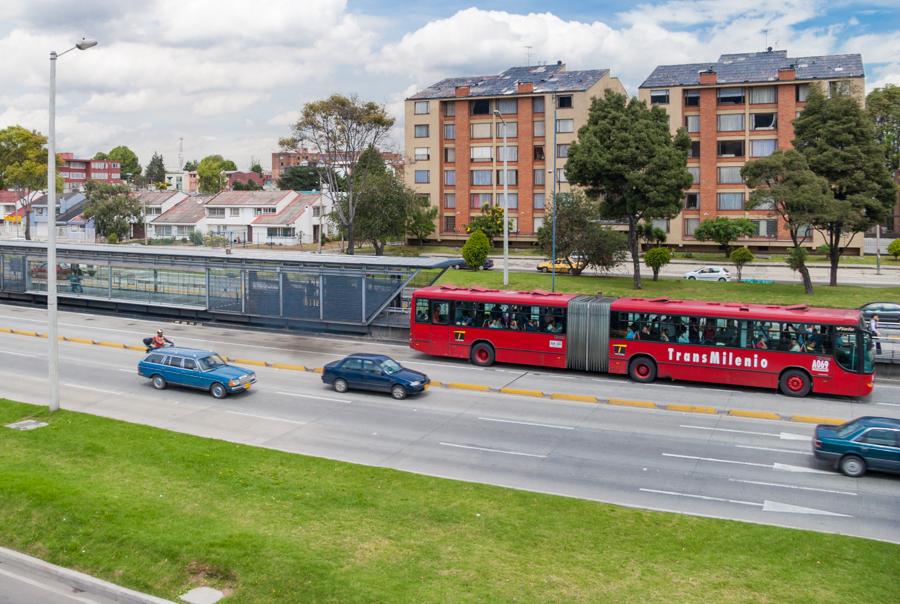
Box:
1, 306, 898, 543
0, 561, 122, 604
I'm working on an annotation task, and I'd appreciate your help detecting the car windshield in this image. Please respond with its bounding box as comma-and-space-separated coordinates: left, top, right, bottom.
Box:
836, 421, 862, 438
198, 354, 227, 371
380, 359, 402, 375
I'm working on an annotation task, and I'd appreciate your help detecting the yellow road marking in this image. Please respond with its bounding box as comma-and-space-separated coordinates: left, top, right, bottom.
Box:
666, 404, 718, 414
728, 409, 782, 420
500, 387, 544, 398
550, 393, 598, 403
608, 398, 657, 409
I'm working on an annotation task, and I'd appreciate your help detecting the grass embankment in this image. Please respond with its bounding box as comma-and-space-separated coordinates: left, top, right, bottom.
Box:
437, 271, 900, 309
2, 399, 898, 603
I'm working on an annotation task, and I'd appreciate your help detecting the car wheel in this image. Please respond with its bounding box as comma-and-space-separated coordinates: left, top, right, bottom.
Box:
718, 277, 727, 282
151, 375, 167, 390
391, 385, 408, 400
540, 267, 548, 273
839, 455, 866, 477
210, 382, 227, 399
687, 276, 696, 280
470, 342, 496, 367
333, 378, 349, 393
628, 357, 657, 384
779, 369, 811, 397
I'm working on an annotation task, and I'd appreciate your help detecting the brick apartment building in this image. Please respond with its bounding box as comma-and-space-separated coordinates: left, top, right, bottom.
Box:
271, 149, 403, 182
404, 62, 625, 240
639, 49, 865, 251
58, 153, 122, 191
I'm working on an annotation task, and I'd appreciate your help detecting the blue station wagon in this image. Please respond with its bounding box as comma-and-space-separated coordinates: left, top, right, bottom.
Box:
138, 347, 257, 399
322, 354, 429, 400
813, 416, 900, 477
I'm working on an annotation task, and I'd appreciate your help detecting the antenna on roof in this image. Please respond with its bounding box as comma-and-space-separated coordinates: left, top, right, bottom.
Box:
525, 45, 533, 66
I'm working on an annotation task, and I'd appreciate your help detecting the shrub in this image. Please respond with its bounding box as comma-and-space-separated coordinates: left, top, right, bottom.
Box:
462, 229, 490, 269
888, 238, 900, 260
729, 246, 754, 282
189, 230, 204, 246
643, 247, 671, 281
786, 246, 808, 271
815, 244, 830, 256
106, 233, 119, 244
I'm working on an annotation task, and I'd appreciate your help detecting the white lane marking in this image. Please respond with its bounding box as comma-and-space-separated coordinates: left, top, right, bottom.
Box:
640, 488, 759, 506
681, 424, 811, 442
116, 368, 134, 373
641, 489, 852, 517
61, 383, 121, 395
477, 417, 575, 430
772, 462, 834, 474
439, 442, 547, 458
876, 402, 900, 407
0, 350, 40, 358
735, 445, 812, 456
225, 411, 306, 425
0, 567, 101, 603
662, 453, 771, 468
276, 391, 351, 404
729, 478, 857, 496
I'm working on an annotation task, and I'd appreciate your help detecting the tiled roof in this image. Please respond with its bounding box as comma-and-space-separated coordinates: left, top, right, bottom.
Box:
0, 190, 23, 204
134, 191, 180, 206
57, 200, 88, 223
251, 194, 320, 225
640, 50, 864, 88
27, 192, 83, 207
152, 196, 211, 225
409, 63, 610, 100
206, 190, 294, 207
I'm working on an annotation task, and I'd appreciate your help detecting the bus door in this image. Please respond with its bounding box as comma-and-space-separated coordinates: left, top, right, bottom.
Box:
429, 299, 452, 356
449, 300, 476, 359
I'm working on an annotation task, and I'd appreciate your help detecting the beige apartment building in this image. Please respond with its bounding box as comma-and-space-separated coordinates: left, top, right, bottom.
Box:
639, 49, 865, 252
404, 62, 625, 241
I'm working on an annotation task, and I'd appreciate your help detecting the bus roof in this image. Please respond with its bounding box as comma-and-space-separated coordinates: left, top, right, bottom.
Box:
611, 297, 862, 326
414, 285, 577, 307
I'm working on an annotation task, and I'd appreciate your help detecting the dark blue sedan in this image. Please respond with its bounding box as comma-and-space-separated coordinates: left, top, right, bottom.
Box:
322, 354, 429, 400
813, 416, 900, 477
138, 347, 257, 399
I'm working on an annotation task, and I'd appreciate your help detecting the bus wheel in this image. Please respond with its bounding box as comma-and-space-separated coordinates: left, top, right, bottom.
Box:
779, 369, 811, 397
470, 342, 495, 367
628, 357, 656, 384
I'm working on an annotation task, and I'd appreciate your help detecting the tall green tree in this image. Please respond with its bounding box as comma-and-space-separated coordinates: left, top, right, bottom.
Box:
280, 94, 394, 254
794, 86, 896, 286
277, 165, 321, 191
867, 83, 900, 173
742, 150, 832, 295
693, 217, 756, 256
92, 151, 108, 160
107, 145, 141, 178
221, 159, 237, 171
82, 181, 143, 242
565, 90, 692, 289
0, 125, 59, 240
232, 179, 262, 191
144, 152, 166, 184
183, 160, 198, 171
197, 155, 228, 194
249, 161, 263, 176
406, 194, 437, 246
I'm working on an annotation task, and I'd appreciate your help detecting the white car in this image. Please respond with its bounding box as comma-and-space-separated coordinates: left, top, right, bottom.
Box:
684, 266, 731, 281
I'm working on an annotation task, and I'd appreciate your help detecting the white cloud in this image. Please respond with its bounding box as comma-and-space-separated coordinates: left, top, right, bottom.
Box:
867, 63, 900, 91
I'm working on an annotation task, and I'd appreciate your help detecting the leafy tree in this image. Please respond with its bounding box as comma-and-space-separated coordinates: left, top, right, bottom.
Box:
221, 159, 237, 171
536, 191, 627, 275
82, 181, 142, 241
636, 221, 667, 249
197, 155, 228, 194
729, 246, 754, 282
277, 165, 321, 191
144, 152, 166, 184
232, 179, 262, 191
250, 162, 263, 176
280, 94, 394, 254
406, 194, 437, 246
887, 238, 900, 260
154, 181, 169, 190
107, 145, 141, 177
461, 229, 490, 269
93, 151, 108, 160
794, 86, 896, 286
566, 90, 692, 289
0, 125, 60, 240
183, 160, 198, 171
742, 150, 832, 294
465, 204, 511, 244
644, 247, 671, 281
867, 84, 900, 173
693, 217, 755, 255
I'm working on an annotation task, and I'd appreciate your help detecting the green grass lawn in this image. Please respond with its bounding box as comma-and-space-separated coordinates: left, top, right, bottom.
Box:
437, 270, 900, 309
2, 399, 898, 603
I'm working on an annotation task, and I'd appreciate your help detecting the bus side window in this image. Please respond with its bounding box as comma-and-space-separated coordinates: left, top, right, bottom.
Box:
415, 298, 430, 323
610, 312, 628, 338
431, 300, 450, 325
454, 301, 475, 326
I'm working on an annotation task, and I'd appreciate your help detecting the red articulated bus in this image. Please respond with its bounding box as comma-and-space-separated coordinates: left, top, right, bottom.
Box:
409, 286, 876, 398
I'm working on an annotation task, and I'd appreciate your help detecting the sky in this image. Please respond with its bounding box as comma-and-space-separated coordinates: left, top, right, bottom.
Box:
0, 0, 897, 173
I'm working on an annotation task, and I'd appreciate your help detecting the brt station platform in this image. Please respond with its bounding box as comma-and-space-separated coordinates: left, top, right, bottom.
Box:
0, 241, 459, 335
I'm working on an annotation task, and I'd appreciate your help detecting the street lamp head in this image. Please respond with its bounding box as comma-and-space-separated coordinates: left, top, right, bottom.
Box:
76, 38, 98, 50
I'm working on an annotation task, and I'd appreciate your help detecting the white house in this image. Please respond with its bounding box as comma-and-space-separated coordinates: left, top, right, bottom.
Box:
135, 191, 188, 240
249, 193, 328, 245
150, 195, 210, 240
203, 190, 300, 244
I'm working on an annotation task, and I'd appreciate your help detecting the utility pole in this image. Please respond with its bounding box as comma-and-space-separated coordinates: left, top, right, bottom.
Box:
494, 110, 510, 286
551, 93, 559, 292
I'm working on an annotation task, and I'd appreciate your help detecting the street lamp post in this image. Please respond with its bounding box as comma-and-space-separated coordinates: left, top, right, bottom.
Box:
493, 110, 509, 286
47, 38, 97, 412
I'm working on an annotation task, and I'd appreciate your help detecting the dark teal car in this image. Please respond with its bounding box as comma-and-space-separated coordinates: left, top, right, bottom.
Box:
813, 416, 900, 477
322, 353, 429, 400
138, 347, 257, 399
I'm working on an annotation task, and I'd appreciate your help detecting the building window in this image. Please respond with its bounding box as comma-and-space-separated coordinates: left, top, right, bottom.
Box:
685, 115, 700, 133
255, 207, 276, 215
534, 168, 545, 185
470, 170, 492, 186
414, 101, 429, 114
796, 84, 810, 102
534, 217, 545, 232
443, 123, 455, 140
155, 225, 172, 237
443, 215, 456, 232
498, 193, 518, 209
229, 208, 240, 217
684, 218, 700, 236
689, 140, 701, 158
688, 166, 700, 184
717, 113, 744, 131
752, 219, 778, 238
717, 140, 744, 157
497, 121, 517, 138
685, 192, 699, 209
414, 124, 429, 138
829, 80, 852, 98
444, 193, 456, 208
415, 170, 430, 184
751, 113, 777, 130
556, 119, 574, 133
470, 122, 492, 138
751, 139, 777, 157
444, 170, 456, 185
496, 169, 518, 186
508, 217, 519, 233
533, 192, 546, 209
684, 90, 700, 106
497, 145, 518, 161
534, 145, 545, 161
652, 219, 670, 232
534, 120, 545, 137
444, 147, 455, 162
556, 144, 569, 158
533, 97, 545, 113
717, 87, 745, 105
414, 147, 430, 161
718, 166, 743, 184
557, 95, 573, 108
749, 87, 776, 104
471, 99, 491, 115
717, 192, 744, 210
556, 168, 568, 183
650, 89, 669, 105
497, 99, 517, 114
470, 193, 492, 208
208, 208, 225, 218
470, 146, 493, 162
267, 227, 296, 238
91, 172, 108, 179
444, 101, 455, 117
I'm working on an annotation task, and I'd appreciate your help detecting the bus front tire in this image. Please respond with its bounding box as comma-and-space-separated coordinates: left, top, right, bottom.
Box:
470, 342, 495, 367
779, 369, 811, 397
628, 357, 657, 384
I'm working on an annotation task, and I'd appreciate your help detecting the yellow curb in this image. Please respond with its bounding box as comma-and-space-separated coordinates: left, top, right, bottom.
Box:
64, 337, 94, 345
666, 404, 718, 414
269, 363, 307, 371
550, 393, 598, 403
11, 329, 37, 337
608, 398, 657, 409
0, 327, 12, 333
98, 341, 126, 349
728, 409, 782, 421
429, 380, 443, 387
499, 387, 544, 398
125, 345, 147, 352
35, 332, 47, 338
790, 415, 844, 425
312, 367, 324, 374
448, 382, 492, 392
230, 358, 269, 367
